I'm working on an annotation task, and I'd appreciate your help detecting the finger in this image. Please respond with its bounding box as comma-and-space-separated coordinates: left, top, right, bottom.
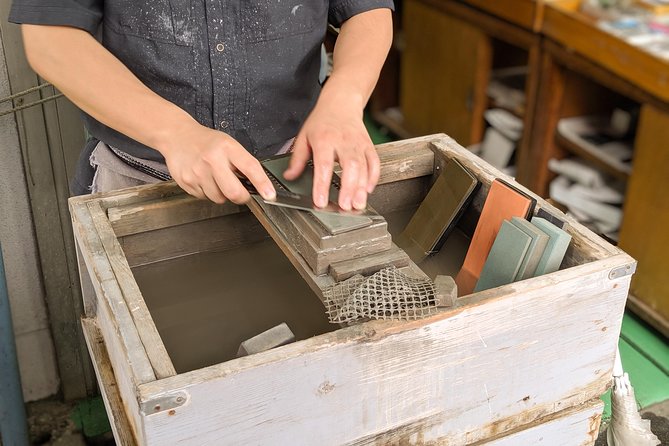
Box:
229, 148, 276, 200
365, 144, 381, 194
175, 173, 207, 200
311, 140, 335, 208
337, 147, 366, 211
213, 166, 252, 204
199, 174, 227, 204
283, 133, 310, 180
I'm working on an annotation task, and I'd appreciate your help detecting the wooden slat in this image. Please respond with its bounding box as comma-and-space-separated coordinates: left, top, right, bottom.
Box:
137, 255, 631, 445
459, 0, 539, 31
477, 399, 603, 446
70, 202, 153, 443
108, 195, 241, 237
619, 104, 669, 336
87, 202, 176, 379
119, 211, 270, 268
81, 318, 138, 446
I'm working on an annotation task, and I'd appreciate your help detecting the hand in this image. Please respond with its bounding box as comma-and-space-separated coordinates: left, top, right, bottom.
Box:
160, 122, 276, 204
283, 88, 380, 211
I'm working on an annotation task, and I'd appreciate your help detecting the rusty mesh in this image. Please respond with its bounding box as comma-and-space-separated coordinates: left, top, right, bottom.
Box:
323, 266, 438, 324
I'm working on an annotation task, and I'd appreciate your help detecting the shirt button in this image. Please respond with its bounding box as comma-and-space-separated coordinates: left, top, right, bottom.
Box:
219, 120, 229, 129
216, 43, 225, 52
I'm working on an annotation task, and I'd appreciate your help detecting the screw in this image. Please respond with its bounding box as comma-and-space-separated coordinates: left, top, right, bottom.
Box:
176, 396, 184, 403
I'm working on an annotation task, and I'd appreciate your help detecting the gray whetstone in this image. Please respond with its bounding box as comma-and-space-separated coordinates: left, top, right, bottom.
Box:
531, 217, 572, 276
510, 217, 549, 281
397, 159, 478, 262
261, 156, 373, 235
434, 275, 457, 308
474, 220, 532, 292
236, 323, 296, 357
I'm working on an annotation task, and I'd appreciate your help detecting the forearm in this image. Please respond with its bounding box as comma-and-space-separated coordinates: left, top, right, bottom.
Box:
321, 8, 393, 109
21, 25, 195, 155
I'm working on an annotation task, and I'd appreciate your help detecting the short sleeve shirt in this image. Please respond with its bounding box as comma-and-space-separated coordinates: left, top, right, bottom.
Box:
9, 0, 394, 161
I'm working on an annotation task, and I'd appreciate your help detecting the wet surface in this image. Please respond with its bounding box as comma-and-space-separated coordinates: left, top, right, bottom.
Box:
133, 239, 335, 373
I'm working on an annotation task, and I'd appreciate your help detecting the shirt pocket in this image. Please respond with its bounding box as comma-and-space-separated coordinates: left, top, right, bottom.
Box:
105, 0, 194, 46
242, 1, 324, 43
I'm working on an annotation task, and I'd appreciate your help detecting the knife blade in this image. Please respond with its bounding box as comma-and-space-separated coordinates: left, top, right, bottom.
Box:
238, 174, 373, 217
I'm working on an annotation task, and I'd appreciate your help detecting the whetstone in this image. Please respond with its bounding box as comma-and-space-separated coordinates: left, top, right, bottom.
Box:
257, 154, 393, 276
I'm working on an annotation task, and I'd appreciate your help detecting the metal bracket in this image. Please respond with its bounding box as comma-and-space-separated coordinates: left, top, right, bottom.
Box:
140, 391, 189, 415
609, 263, 637, 280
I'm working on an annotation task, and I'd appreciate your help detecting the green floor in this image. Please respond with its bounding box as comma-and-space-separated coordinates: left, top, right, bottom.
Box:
601, 313, 669, 419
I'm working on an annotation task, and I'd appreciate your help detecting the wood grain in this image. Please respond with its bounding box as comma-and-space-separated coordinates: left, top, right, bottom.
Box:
120, 211, 269, 268
619, 105, 669, 334
108, 195, 241, 237
81, 318, 138, 446
70, 202, 153, 443
137, 256, 631, 445
476, 399, 602, 446
87, 202, 176, 379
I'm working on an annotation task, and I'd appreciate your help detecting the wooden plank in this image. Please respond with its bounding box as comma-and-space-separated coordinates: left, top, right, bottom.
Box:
329, 244, 411, 281
0, 10, 94, 400
120, 211, 269, 268
108, 195, 241, 237
617, 337, 669, 409
477, 399, 602, 446
619, 104, 669, 336
543, 0, 669, 103
87, 201, 176, 379
81, 318, 138, 446
401, 0, 492, 145
137, 255, 631, 445
620, 313, 669, 376
418, 0, 537, 48
459, 0, 539, 31
70, 202, 154, 444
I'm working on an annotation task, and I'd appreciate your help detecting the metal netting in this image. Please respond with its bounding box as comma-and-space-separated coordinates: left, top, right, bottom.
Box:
323, 266, 439, 324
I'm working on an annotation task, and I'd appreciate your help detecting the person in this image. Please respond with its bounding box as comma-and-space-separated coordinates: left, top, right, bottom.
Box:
9, 1, 394, 211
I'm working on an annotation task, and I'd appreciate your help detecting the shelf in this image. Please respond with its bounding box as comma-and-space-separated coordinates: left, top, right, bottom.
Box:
543, 0, 669, 103
555, 133, 630, 181
459, 0, 549, 31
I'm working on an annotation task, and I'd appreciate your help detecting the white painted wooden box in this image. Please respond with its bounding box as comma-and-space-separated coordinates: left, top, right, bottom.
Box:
69, 134, 633, 445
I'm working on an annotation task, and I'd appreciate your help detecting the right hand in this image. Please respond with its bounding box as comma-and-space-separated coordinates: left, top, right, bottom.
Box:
159, 123, 276, 204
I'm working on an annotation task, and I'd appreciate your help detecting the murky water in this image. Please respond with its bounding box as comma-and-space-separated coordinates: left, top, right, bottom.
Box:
132, 208, 470, 373
132, 239, 334, 373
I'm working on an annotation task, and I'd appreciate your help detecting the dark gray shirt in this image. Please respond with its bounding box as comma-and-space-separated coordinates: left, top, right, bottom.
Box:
9, 0, 394, 161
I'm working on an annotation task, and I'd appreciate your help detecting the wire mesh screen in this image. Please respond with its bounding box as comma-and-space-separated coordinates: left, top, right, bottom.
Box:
323, 267, 439, 324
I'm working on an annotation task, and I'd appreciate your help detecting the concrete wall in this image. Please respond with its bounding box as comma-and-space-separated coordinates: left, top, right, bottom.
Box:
0, 31, 60, 402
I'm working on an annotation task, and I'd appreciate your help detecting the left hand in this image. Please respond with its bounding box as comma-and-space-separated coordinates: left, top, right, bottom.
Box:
283, 88, 380, 211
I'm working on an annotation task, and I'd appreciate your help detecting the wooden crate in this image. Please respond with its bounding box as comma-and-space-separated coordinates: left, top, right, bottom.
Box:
70, 134, 634, 445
